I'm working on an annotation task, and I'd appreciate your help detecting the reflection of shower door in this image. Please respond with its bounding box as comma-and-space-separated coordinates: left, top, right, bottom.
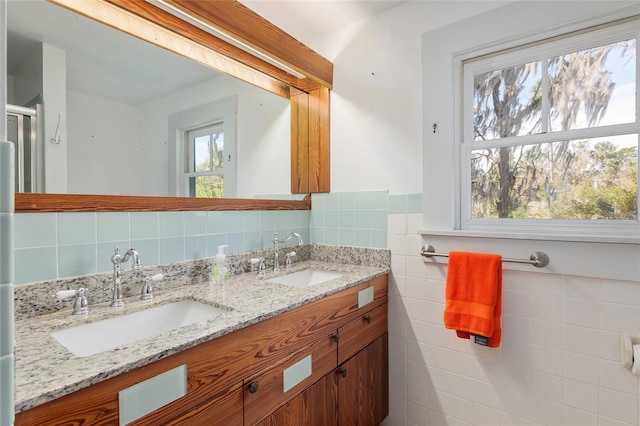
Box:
7, 104, 41, 192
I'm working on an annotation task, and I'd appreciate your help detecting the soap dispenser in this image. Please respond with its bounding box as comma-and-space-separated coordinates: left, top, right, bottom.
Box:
214, 244, 229, 284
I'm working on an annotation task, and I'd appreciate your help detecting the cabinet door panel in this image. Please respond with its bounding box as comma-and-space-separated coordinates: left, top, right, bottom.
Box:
338, 333, 388, 426
244, 333, 338, 425
256, 372, 338, 426
338, 304, 387, 365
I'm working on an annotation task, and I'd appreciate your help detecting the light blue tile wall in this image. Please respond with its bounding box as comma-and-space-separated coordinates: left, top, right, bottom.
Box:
0, 140, 15, 426
310, 191, 389, 249
12, 191, 419, 284
13, 209, 311, 284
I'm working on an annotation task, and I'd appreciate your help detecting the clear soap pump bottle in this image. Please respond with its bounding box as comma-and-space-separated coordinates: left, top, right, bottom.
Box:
213, 244, 229, 284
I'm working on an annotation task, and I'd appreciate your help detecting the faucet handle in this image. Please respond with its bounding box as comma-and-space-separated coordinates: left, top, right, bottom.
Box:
141, 273, 163, 300
55, 288, 89, 315
285, 252, 296, 269
251, 258, 266, 279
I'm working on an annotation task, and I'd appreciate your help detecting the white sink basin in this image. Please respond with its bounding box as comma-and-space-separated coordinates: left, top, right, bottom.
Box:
51, 300, 229, 357
267, 269, 343, 288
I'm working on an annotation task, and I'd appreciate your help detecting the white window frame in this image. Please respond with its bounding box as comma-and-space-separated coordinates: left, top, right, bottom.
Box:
457, 18, 640, 240
168, 96, 237, 198
183, 122, 225, 197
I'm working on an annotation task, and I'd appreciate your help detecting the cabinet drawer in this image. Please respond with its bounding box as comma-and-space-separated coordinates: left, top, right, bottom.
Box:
338, 304, 387, 365
244, 333, 338, 425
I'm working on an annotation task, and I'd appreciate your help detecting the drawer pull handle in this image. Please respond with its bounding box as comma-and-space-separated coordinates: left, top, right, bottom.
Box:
364, 315, 372, 323
248, 380, 259, 393
332, 333, 340, 343
340, 369, 348, 378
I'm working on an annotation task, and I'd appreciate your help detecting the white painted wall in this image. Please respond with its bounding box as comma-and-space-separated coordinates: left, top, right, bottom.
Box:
303, 1, 511, 195
41, 44, 67, 193
67, 90, 140, 195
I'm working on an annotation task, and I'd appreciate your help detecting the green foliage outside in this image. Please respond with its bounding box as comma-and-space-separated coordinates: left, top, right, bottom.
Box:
471, 39, 637, 220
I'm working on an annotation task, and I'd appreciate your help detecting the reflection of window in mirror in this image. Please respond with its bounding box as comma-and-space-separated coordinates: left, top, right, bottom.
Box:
169, 97, 237, 198
185, 123, 230, 198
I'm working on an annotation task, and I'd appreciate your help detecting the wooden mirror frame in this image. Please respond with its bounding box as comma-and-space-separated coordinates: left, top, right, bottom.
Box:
14, 0, 331, 212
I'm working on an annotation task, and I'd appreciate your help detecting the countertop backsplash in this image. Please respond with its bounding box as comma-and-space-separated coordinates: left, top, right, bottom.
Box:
15, 244, 390, 320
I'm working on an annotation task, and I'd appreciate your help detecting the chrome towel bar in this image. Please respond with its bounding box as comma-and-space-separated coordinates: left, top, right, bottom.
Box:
420, 244, 549, 268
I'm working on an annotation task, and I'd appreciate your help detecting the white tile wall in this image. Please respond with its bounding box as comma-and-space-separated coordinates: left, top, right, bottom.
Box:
387, 213, 640, 426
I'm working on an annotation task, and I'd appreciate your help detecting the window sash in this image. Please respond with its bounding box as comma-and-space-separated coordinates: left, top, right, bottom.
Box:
459, 18, 639, 235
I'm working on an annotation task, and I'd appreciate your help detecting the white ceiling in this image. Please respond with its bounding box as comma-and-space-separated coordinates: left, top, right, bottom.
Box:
6, 0, 406, 106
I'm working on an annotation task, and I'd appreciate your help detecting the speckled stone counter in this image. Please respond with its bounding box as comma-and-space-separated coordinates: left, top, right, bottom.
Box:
14, 245, 390, 413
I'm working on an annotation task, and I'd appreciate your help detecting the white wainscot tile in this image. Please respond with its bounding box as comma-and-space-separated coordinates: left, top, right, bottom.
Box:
388, 234, 408, 256
498, 387, 531, 420
562, 406, 598, 426
406, 256, 428, 280
564, 297, 599, 328
564, 275, 600, 300
449, 372, 474, 401
564, 324, 599, 357
405, 298, 428, 323
406, 277, 427, 301
599, 358, 639, 395
387, 214, 407, 235
426, 279, 445, 303
502, 314, 530, 343
530, 396, 563, 426
530, 318, 564, 350
426, 301, 444, 325
531, 370, 562, 402
502, 289, 531, 318
530, 292, 563, 323
407, 359, 427, 387
600, 278, 640, 305
407, 319, 428, 344
425, 344, 450, 370
530, 345, 563, 376
562, 378, 598, 414
474, 380, 501, 410
474, 403, 501, 426
502, 339, 532, 369
600, 301, 640, 333
450, 350, 475, 378
563, 352, 598, 385
501, 363, 532, 394
598, 387, 639, 425
391, 254, 407, 277
426, 322, 449, 348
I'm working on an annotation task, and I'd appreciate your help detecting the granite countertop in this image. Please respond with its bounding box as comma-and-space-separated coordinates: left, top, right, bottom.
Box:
14, 260, 389, 413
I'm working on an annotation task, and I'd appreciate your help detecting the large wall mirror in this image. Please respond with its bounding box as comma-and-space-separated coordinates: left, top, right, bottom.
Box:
9, 0, 331, 212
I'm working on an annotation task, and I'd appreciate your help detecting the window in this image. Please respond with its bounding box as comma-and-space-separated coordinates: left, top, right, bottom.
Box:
185, 123, 225, 198
461, 19, 638, 234
168, 97, 237, 198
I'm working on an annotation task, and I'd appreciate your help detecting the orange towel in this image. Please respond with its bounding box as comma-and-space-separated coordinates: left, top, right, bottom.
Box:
443, 251, 502, 347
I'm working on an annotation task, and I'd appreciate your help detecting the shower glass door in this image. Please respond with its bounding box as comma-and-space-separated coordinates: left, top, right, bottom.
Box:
7, 105, 38, 193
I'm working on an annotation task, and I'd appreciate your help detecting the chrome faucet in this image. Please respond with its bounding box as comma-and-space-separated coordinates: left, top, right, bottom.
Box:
110, 246, 142, 307
272, 232, 303, 272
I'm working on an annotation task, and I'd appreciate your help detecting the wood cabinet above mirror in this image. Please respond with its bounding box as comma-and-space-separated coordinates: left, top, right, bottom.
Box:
12, 0, 331, 212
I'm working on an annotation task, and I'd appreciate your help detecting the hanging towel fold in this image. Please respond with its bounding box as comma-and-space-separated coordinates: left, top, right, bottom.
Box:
443, 251, 502, 348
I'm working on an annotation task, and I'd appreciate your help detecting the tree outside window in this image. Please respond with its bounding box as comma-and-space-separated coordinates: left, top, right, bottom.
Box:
464, 22, 638, 222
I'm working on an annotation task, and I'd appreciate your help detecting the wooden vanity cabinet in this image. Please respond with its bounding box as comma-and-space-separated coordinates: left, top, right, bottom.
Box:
255, 372, 338, 426
337, 334, 389, 426
15, 274, 388, 426
253, 303, 389, 426
243, 332, 338, 425
146, 381, 244, 426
